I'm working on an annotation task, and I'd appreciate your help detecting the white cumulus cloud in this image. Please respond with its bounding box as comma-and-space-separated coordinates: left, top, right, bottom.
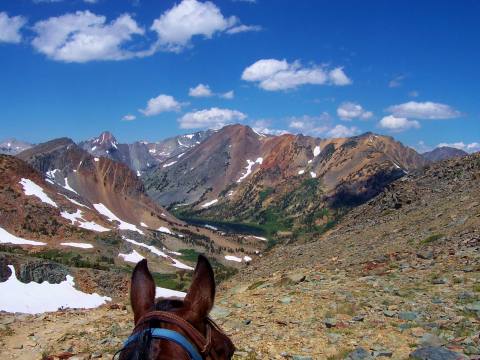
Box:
31, 11, 144, 62
189, 84, 234, 99
379, 115, 420, 132
387, 101, 461, 119
178, 107, 246, 129
226, 24, 262, 34
122, 114, 136, 121
189, 84, 213, 97
0, 12, 27, 44
337, 102, 373, 121
139, 94, 182, 116
220, 90, 234, 99
241, 58, 352, 91
327, 124, 360, 138
150, 0, 260, 53
288, 113, 331, 136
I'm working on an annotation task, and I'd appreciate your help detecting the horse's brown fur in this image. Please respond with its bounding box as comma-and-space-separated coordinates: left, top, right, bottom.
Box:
119, 255, 235, 360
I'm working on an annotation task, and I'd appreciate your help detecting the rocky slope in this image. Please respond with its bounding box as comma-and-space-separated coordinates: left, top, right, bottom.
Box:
423, 146, 468, 162
1, 151, 477, 360
14, 139, 264, 268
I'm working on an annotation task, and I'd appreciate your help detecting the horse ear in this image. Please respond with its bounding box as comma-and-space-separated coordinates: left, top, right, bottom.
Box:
131, 259, 155, 324
184, 255, 215, 320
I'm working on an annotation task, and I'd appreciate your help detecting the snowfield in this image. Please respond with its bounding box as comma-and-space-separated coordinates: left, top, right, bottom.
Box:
225, 255, 242, 262
93, 203, 144, 234
19, 178, 58, 208
119, 250, 145, 263
163, 161, 177, 168
298, 169, 305, 175
123, 237, 194, 270
61, 242, 94, 249
157, 226, 173, 234
313, 145, 321, 157
61, 194, 89, 208
60, 209, 110, 232
156, 287, 186, 299
63, 177, 78, 194
0, 265, 110, 314
237, 157, 263, 183
310, 171, 317, 178
0, 227, 46, 246
201, 199, 218, 208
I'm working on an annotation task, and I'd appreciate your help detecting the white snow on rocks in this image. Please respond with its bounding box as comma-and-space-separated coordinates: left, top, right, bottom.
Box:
157, 226, 173, 234
123, 237, 194, 270
310, 171, 317, 178
63, 177, 78, 195
61, 242, 93, 249
61, 194, 89, 208
19, 178, 58, 208
0, 265, 110, 314
298, 169, 305, 175
313, 145, 321, 157
136, 171, 141, 177
204, 224, 218, 231
252, 236, 267, 241
60, 209, 110, 232
93, 203, 144, 234
243, 256, 252, 262
94, 157, 100, 162
224, 255, 242, 262
0, 227, 46, 246
201, 199, 218, 208
163, 161, 177, 168
237, 158, 263, 183
119, 250, 145, 263
156, 287, 186, 299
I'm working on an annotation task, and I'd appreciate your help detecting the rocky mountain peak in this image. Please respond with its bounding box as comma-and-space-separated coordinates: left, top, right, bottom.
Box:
0, 138, 33, 155
422, 146, 468, 162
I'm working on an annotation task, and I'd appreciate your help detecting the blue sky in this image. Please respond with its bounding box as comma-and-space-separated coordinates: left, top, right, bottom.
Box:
0, 0, 479, 153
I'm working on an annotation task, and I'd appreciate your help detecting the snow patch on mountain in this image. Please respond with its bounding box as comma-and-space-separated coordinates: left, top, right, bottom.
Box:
61, 242, 94, 249
60, 209, 110, 232
201, 199, 218, 208
0, 265, 110, 314
237, 158, 263, 183
119, 250, 144, 263
0, 227, 46, 246
19, 178, 58, 208
93, 203, 144, 234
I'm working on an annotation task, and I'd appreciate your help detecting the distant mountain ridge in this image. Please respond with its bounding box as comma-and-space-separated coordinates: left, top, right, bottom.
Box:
78, 130, 214, 174
0, 138, 32, 155
143, 124, 427, 238
422, 146, 468, 162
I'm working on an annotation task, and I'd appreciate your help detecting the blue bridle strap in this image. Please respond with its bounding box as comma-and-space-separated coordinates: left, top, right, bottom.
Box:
123, 328, 203, 360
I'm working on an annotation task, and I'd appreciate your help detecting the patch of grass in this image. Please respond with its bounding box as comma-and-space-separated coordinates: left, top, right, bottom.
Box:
420, 233, 445, 245
151, 272, 190, 291
179, 248, 201, 262
32, 249, 113, 270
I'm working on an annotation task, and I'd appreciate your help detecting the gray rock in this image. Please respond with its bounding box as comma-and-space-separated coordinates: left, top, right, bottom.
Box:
417, 251, 434, 260
324, 318, 337, 328
409, 346, 467, 359
420, 334, 447, 347
383, 310, 396, 317
345, 347, 373, 360
398, 311, 419, 321
431, 278, 447, 285
210, 306, 231, 319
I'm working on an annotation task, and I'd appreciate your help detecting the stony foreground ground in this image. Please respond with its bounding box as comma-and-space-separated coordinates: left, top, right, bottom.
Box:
0, 245, 478, 360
